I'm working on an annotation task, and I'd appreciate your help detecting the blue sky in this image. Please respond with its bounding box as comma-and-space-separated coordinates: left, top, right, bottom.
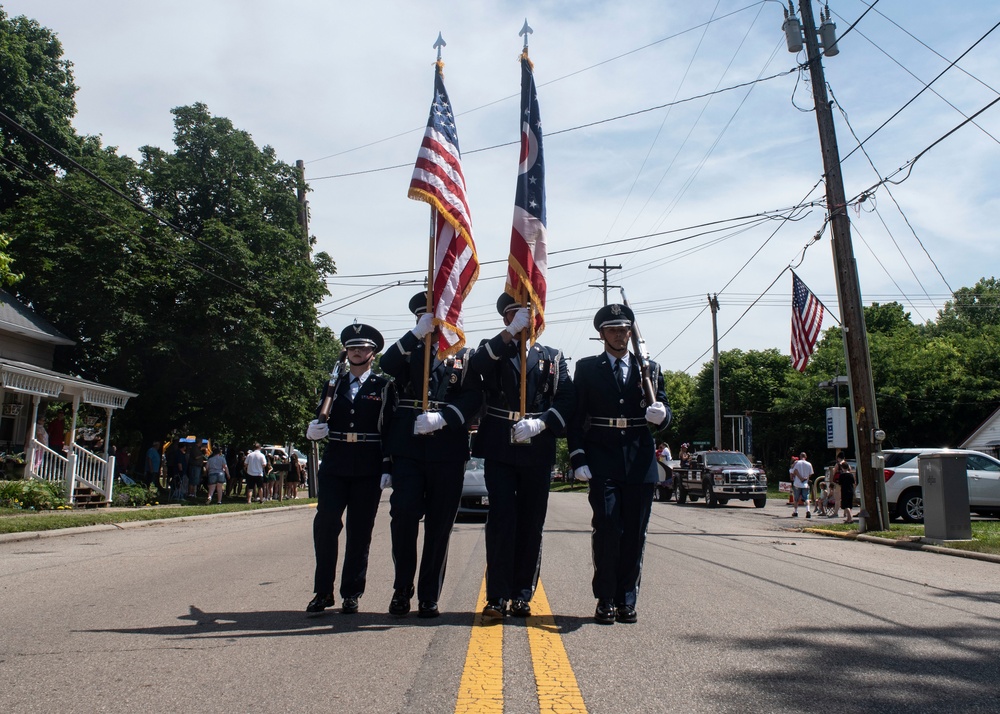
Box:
7, 0, 1000, 375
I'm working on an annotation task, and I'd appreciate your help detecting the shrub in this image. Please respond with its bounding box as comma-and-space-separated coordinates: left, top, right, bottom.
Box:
0, 479, 67, 510
112, 483, 158, 508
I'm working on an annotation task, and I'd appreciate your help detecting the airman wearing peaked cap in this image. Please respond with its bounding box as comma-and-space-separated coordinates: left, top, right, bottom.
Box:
305, 320, 394, 616
468, 294, 574, 621
568, 300, 671, 625
379, 291, 483, 620
339, 322, 384, 353
593, 303, 635, 330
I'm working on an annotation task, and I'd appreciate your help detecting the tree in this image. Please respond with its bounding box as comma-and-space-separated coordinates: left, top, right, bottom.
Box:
0, 231, 22, 286
7, 105, 335, 449
0, 8, 80, 213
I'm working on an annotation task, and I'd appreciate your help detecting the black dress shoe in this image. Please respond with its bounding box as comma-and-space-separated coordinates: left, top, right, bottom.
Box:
482, 598, 507, 619
306, 593, 335, 613
389, 586, 414, 617
594, 599, 616, 625
417, 601, 440, 618
615, 604, 637, 624
509, 599, 531, 617
341, 597, 359, 614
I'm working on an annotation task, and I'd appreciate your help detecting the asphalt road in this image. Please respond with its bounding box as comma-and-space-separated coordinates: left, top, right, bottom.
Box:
1, 493, 997, 713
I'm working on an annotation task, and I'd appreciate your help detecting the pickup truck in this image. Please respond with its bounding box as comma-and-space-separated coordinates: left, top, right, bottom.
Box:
673, 450, 767, 508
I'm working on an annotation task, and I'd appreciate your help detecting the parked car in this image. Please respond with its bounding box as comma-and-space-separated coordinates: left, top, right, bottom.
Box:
881, 448, 1000, 522
262, 445, 307, 469
458, 456, 489, 519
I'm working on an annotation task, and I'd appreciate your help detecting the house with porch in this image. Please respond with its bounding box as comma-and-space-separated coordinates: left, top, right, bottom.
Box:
0, 289, 136, 505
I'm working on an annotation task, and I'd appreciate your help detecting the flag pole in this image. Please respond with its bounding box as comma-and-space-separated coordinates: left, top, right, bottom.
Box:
519, 302, 531, 415
517, 19, 534, 418
419, 35, 448, 413
422, 208, 435, 412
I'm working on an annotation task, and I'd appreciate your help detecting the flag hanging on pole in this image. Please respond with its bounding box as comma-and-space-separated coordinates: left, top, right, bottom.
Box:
505, 51, 547, 342
790, 272, 825, 372
408, 60, 478, 358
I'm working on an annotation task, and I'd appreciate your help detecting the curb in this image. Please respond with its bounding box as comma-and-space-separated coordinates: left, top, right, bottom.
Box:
0, 503, 316, 545
803, 527, 1000, 565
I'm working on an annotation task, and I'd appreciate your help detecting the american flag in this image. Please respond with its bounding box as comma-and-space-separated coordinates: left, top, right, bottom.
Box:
791, 272, 825, 372
505, 53, 547, 341
408, 61, 479, 358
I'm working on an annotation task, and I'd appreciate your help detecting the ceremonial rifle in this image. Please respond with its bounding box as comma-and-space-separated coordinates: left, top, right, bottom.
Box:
619, 287, 657, 405
316, 351, 347, 424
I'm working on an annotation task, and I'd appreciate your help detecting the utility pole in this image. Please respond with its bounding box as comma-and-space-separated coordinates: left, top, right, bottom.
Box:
296, 159, 310, 245
588, 260, 622, 306
708, 294, 722, 450
788, 1, 888, 531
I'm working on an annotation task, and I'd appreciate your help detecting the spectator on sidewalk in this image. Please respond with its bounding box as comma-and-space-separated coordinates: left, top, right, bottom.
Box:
144, 441, 162, 488
244, 444, 267, 504
789, 452, 813, 519
205, 446, 229, 505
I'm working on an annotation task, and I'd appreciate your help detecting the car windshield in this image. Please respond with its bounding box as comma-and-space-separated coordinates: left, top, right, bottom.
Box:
704, 452, 752, 467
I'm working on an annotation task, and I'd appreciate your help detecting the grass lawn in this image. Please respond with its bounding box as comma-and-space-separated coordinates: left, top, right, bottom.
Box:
809, 519, 1000, 556
0, 498, 316, 535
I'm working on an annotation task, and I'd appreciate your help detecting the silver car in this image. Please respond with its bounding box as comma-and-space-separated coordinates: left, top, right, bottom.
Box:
882, 448, 1000, 522
458, 456, 489, 519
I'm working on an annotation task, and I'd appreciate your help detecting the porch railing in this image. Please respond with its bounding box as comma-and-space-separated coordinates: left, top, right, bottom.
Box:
70, 443, 115, 504
26, 440, 115, 505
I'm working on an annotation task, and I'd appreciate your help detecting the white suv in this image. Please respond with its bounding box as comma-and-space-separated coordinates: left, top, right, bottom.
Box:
882, 448, 1000, 522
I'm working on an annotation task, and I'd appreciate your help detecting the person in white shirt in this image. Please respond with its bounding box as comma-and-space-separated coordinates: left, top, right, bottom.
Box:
789, 452, 814, 518
244, 444, 268, 504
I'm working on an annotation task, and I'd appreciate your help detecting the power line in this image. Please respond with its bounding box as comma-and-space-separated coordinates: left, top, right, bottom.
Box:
305, 1, 772, 166
0, 107, 239, 267
307, 68, 796, 182
0, 154, 246, 291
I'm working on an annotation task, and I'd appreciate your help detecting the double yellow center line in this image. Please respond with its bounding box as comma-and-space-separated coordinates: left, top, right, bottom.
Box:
455, 578, 587, 713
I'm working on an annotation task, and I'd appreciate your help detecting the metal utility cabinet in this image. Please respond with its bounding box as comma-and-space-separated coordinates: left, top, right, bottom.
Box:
918, 452, 972, 542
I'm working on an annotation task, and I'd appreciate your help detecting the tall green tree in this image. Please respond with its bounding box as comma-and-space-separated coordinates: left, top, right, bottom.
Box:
0, 8, 80, 213
7, 104, 335, 448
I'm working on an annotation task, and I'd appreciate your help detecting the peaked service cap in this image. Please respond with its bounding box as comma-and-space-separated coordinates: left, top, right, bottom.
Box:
593, 303, 635, 330
340, 321, 384, 353
408, 292, 430, 316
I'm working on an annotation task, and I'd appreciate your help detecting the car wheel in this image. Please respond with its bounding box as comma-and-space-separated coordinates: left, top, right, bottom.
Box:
753, 497, 766, 509
704, 482, 717, 507
898, 488, 924, 523
675, 483, 687, 504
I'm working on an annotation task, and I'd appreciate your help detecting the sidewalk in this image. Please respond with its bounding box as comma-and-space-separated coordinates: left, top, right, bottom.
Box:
0, 501, 316, 545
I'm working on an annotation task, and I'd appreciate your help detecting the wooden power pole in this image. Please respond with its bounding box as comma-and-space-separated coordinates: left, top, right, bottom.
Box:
796, 0, 889, 531
709, 294, 722, 450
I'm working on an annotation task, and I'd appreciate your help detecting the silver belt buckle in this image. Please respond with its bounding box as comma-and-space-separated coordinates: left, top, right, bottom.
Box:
615, 417, 627, 429
346, 432, 358, 443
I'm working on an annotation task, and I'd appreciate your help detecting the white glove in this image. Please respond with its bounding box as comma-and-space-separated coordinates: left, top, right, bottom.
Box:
505, 307, 531, 336
380, 473, 392, 490
513, 418, 546, 442
306, 420, 329, 441
646, 402, 668, 425
575, 465, 592, 482
414, 411, 446, 434
412, 313, 435, 339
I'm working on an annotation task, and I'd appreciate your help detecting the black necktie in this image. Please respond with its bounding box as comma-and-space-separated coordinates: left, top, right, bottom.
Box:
614, 358, 625, 390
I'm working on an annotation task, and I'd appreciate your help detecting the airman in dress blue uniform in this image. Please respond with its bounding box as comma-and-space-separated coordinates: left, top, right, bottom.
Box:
305, 322, 394, 615
379, 293, 483, 618
469, 294, 574, 619
567, 303, 671, 624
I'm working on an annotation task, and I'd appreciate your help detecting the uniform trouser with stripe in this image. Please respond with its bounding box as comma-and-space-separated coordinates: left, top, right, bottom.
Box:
483, 458, 551, 602
312, 471, 382, 598
389, 456, 464, 602
588, 478, 655, 607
